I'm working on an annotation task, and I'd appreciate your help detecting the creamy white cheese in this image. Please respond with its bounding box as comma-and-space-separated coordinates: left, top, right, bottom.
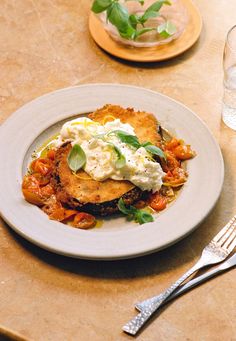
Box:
55, 117, 165, 193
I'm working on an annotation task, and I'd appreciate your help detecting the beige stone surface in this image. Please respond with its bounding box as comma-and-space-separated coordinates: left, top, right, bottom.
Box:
0, 0, 236, 340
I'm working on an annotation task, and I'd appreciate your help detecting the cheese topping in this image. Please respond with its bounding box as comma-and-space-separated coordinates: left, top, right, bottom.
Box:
55, 117, 165, 193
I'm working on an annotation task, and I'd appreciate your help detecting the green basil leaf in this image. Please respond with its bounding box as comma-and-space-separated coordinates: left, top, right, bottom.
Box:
134, 210, 154, 224
113, 145, 126, 169
144, 144, 166, 159
110, 130, 141, 149
118, 198, 133, 215
107, 2, 136, 39
135, 27, 155, 38
67, 144, 86, 172
120, 26, 137, 39
157, 20, 177, 38
118, 199, 154, 225
129, 14, 139, 29
107, 2, 129, 32
107, 143, 126, 169
91, 0, 113, 13
125, 0, 145, 5
141, 141, 152, 147
139, 10, 159, 24
146, 0, 171, 13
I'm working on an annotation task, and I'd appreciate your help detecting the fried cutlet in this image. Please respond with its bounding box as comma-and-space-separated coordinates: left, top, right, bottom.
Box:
52, 105, 161, 216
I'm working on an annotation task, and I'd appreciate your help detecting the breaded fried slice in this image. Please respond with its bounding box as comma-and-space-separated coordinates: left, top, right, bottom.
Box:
88, 104, 161, 145
53, 105, 161, 216
53, 143, 142, 215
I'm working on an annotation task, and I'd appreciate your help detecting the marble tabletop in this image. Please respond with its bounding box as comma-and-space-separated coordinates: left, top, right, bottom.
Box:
0, 1, 236, 340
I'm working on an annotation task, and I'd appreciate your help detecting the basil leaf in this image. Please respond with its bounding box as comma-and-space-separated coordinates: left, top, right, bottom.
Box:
120, 26, 137, 40
108, 143, 126, 169
67, 144, 86, 172
91, 0, 113, 13
141, 141, 152, 147
144, 144, 166, 159
110, 130, 141, 149
127, 0, 145, 4
139, 10, 159, 24
135, 27, 155, 38
118, 198, 134, 215
107, 2, 136, 39
134, 210, 154, 224
157, 20, 177, 38
113, 145, 126, 169
107, 2, 129, 32
129, 14, 139, 29
146, 0, 171, 13
118, 199, 154, 225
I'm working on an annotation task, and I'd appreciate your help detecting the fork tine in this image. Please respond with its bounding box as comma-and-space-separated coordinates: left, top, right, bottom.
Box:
226, 233, 236, 253
217, 225, 236, 247
223, 230, 236, 249
212, 215, 236, 243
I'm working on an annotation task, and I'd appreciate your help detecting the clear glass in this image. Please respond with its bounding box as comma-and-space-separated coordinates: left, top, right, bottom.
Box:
222, 25, 236, 130
98, 0, 188, 47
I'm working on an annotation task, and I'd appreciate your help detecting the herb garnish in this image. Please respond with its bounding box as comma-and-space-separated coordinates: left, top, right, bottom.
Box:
118, 198, 154, 225
107, 142, 126, 168
108, 130, 166, 159
67, 144, 86, 172
91, 0, 176, 41
109, 130, 140, 148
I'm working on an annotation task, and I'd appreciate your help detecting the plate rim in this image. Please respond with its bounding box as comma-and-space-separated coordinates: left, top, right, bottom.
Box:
0, 83, 224, 260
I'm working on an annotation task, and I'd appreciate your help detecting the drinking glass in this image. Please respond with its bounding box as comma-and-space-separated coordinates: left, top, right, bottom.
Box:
222, 25, 236, 130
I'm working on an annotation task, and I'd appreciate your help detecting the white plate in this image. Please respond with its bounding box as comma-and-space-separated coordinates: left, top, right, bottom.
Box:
0, 84, 224, 260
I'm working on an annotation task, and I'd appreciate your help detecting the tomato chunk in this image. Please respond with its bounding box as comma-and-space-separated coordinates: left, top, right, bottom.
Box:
22, 175, 39, 190
72, 213, 96, 229
165, 138, 180, 150
40, 184, 55, 198
31, 158, 53, 175
172, 145, 196, 160
22, 188, 44, 206
149, 193, 168, 211
63, 209, 78, 221
47, 149, 56, 160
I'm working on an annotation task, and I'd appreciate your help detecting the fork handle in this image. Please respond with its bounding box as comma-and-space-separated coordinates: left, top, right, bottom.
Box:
123, 261, 203, 335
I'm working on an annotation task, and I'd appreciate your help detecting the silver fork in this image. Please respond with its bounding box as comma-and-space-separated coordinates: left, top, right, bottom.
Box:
123, 215, 236, 336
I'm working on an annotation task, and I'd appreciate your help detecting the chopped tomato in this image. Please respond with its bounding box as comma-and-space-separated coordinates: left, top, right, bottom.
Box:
163, 167, 187, 187
22, 175, 40, 190
72, 212, 96, 229
149, 193, 168, 211
165, 138, 180, 151
33, 172, 50, 186
162, 151, 180, 172
63, 209, 78, 221
47, 149, 56, 160
31, 158, 53, 176
40, 184, 55, 198
22, 176, 55, 206
49, 207, 66, 221
42, 196, 65, 221
172, 145, 195, 160
22, 188, 44, 206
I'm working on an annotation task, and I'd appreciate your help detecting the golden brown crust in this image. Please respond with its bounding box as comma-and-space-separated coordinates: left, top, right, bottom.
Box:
88, 104, 161, 145
52, 144, 142, 215
52, 105, 160, 215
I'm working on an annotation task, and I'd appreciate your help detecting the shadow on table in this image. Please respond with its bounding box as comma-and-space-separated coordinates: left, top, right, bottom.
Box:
98, 28, 204, 70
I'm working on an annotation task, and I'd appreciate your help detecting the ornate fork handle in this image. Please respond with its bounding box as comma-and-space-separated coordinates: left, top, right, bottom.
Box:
123, 262, 203, 335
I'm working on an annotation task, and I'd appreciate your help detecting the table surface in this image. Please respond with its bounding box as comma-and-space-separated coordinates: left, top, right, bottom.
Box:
0, 1, 236, 340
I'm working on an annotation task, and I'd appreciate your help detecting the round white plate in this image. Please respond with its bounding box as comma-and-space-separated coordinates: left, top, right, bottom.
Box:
0, 84, 224, 260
